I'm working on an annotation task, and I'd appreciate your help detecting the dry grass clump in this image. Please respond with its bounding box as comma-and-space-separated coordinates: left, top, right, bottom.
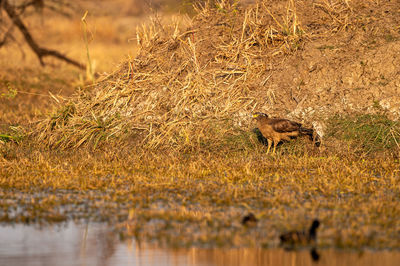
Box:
33, 0, 368, 151
312, 0, 354, 33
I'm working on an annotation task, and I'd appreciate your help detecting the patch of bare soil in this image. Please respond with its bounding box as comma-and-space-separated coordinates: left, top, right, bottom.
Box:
269, 1, 400, 122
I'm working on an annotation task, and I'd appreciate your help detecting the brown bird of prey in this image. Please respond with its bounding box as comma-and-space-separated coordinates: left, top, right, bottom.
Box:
279, 219, 320, 246
252, 112, 320, 154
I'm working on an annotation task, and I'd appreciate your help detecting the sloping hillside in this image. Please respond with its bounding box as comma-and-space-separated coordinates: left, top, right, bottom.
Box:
35, 0, 400, 150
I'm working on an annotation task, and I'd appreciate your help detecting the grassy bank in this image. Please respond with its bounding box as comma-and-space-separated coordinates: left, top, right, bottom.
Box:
1, 118, 400, 249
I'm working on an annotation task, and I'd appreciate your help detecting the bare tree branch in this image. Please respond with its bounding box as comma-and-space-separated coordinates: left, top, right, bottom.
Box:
14, 0, 42, 13
1, 0, 85, 69
0, 24, 14, 47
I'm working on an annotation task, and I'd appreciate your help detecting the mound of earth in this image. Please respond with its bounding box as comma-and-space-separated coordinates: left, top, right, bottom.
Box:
35, 0, 400, 150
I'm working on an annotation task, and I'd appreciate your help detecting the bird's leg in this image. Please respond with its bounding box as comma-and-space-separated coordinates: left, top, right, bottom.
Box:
267, 139, 272, 154
273, 141, 278, 154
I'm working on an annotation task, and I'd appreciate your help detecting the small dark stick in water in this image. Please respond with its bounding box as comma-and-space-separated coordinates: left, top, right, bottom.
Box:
279, 219, 320, 246
241, 213, 258, 227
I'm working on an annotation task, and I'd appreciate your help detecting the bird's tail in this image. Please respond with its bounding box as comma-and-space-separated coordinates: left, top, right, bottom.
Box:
299, 127, 321, 147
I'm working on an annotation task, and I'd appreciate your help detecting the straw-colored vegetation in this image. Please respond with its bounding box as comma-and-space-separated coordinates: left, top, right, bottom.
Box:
31, 0, 359, 151
1, 0, 400, 250
32, 0, 400, 153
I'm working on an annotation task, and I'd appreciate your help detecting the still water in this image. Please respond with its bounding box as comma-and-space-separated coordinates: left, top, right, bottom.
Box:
0, 222, 399, 266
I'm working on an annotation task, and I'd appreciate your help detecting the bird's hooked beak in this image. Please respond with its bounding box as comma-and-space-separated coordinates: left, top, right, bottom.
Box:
252, 113, 259, 118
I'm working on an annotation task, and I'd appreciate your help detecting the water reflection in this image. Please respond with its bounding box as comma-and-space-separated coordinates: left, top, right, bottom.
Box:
0, 222, 399, 266
310, 248, 320, 262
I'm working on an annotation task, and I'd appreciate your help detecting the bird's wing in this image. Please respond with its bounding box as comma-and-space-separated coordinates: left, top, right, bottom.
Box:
270, 119, 301, 133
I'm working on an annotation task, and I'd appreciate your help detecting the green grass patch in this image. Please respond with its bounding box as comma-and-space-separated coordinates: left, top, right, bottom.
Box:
0, 134, 14, 142
223, 129, 255, 151
0, 126, 24, 143
317, 45, 335, 50
327, 114, 400, 154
